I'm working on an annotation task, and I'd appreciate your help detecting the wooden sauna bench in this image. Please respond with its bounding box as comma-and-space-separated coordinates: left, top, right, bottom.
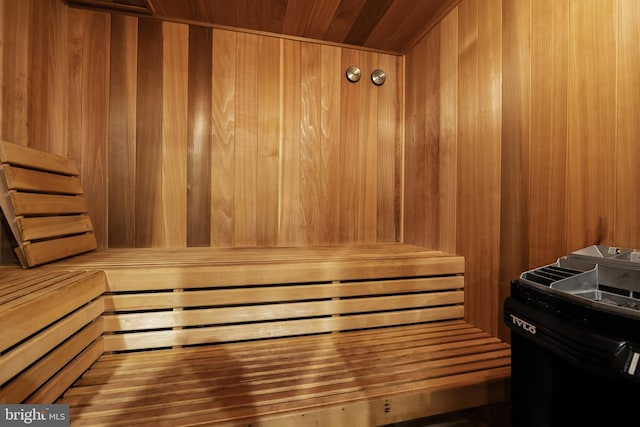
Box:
0, 141, 509, 425
33, 244, 512, 427
0, 268, 105, 404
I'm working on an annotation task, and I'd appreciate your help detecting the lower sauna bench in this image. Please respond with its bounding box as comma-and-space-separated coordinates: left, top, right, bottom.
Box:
0, 269, 105, 404
12, 244, 509, 426
62, 321, 509, 426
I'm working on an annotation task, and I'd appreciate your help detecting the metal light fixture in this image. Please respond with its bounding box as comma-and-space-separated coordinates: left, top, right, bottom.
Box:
345, 65, 361, 83
371, 69, 386, 86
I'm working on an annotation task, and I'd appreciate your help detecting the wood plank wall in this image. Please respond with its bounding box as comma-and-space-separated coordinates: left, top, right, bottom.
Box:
404, 0, 640, 336
0, 0, 403, 255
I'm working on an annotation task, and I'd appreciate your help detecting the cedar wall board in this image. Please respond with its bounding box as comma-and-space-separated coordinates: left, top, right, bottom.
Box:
404, 0, 640, 336
0, 0, 403, 255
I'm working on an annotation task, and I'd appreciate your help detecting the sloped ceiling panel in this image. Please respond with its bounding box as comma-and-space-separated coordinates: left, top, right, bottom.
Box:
64, 0, 460, 53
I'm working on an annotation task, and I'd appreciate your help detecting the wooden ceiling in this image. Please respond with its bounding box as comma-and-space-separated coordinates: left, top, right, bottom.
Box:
64, 0, 460, 54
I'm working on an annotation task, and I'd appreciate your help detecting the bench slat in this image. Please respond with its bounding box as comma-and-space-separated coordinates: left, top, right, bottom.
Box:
21, 233, 97, 268
81, 321, 476, 372
26, 339, 104, 405
0, 320, 102, 403
45, 244, 463, 268
0, 299, 103, 385
74, 335, 502, 388
17, 215, 94, 241
0, 270, 104, 352
103, 305, 464, 351
10, 192, 89, 216
0, 141, 79, 176
0, 271, 82, 302
89, 259, 464, 292
104, 291, 464, 332
104, 276, 464, 311
2, 165, 84, 195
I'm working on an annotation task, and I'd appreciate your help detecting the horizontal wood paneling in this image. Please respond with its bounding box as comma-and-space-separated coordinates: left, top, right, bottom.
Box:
0, 0, 403, 255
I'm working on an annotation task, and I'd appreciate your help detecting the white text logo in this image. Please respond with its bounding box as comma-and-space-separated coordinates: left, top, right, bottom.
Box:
510, 314, 537, 335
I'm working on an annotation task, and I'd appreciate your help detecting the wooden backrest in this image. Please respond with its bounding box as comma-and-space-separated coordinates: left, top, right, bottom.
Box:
0, 269, 105, 403
0, 140, 97, 268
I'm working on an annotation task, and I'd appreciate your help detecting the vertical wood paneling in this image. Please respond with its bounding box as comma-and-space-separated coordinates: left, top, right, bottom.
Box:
187, 26, 212, 247
47, 0, 68, 156
1, 0, 404, 261
393, 54, 404, 242
474, 0, 501, 334
161, 22, 188, 248
0, 3, 4, 140
360, 50, 379, 242
135, 18, 163, 248
300, 43, 323, 245
80, 10, 110, 248
320, 45, 341, 244
256, 36, 281, 246
529, 0, 568, 266
1, 0, 30, 147
438, 9, 458, 254
376, 52, 399, 242
567, 0, 617, 249
279, 39, 301, 246
406, 0, 505, 334
66, 7, 83, 166
234, 33, 258, 246
14, 2, 30, 148
456, 0, 479, 322
500, 0, 529, 339
423, 30, 440, 249
404, 0, 640, 337
27, 1, 49, 153
402, 36, 427, 247
339, 48, 362, 243
109, 15, 138, 248
616, 0, 640, 247
0, 1, 9, 262
211, 30, 236, 246
406, 28, 440, 249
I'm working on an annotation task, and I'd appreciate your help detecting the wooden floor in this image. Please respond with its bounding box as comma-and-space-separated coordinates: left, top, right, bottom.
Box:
59, 320, 510, 427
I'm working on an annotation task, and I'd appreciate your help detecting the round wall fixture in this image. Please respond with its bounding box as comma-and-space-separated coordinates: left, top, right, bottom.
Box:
371, 69, 386, 86
345, 65, 361, 83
